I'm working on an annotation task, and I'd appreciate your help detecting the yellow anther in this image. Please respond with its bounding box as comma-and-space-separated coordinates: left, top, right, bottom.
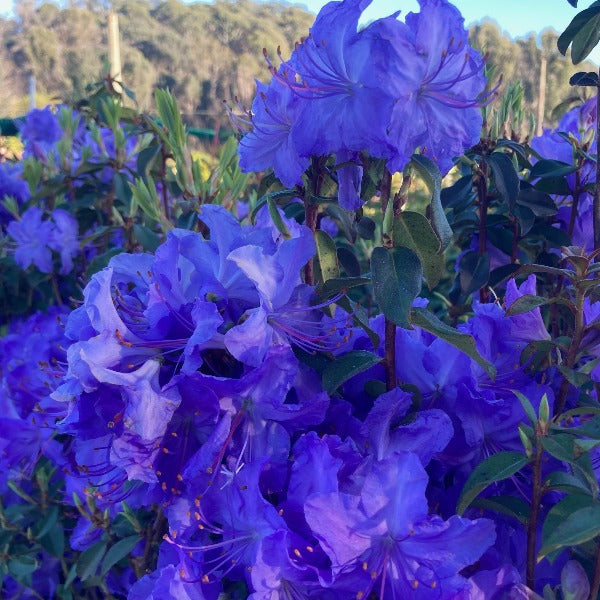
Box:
177, 474, 183, 481
412, 580, 419, 589
357, 593, 364, 600
362, 561, 368, 571
371, 571, 377, 579
202, 575, 210, 583
293, 548, 301, 557
306, 545, 314, 553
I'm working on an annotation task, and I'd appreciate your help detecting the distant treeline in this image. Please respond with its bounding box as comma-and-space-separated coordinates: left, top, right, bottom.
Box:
0, 0, 595, 129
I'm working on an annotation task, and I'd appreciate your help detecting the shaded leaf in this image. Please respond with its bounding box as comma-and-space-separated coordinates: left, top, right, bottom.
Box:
315, 230, 339, 283
411, 154, 453, 249
411, 307, 496, 379
570, 71, 599, 86
540, 503, 600, 559
558, 3, 600, 56
393, 211, 443, 290
458, 250, 490, 295
76, 540, 107, 581
101, 535, 142, 576
371, 246, 422, 328
571, 12, 600, 63
457, 451, 529, 515
322, 351, 383, 393
531, 159, 579, 179
472, 495, 530, 524
488, 152, 520, 210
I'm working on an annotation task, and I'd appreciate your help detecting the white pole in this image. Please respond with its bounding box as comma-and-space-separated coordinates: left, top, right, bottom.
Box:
28, 74, 36, 111
108, 12, 122, 93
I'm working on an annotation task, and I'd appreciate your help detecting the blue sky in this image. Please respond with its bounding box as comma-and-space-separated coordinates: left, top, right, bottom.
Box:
0, 0, 597, 61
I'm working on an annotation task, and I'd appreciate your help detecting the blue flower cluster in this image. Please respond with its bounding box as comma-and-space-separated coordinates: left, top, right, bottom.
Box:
236, 0, 489, 209
2, 0, 600, 598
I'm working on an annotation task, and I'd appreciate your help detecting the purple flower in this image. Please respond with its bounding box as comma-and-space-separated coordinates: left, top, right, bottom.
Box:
49, 209, 79, 274
19, 106, 63, 160
165, 459, 288, 586
304, 452, 495, 598
7, 207, 55, 272
238, 77, 310, 187
362, 388, 454, 465
504, 275, 550, 344
0, 162, 30, 223
224, 226, 320, 366
283, 0, 394, 159
378, 0, 488, 174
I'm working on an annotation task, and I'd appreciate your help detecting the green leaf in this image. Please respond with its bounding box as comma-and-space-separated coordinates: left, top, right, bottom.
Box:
318, 276, 371, 297
558, 3, 600, 56
101, 535, 142, 576
133, 224, 161, 252
471, 495, 530, 524
267, 196, 291, 240
530, 159, 579, 179
488, 152, 520, 210
411, 307, 496, 379
40, 522, 65, 558
322, 351, 383, 393
534, 175, 572, 196
35, 506, 58, 539
371, 246, 422, 328
541, 434, 599, 494
457, 451, 529, 515
545, 471, 593, 495
555, 415, 600, 439
513, 390, 538, 426
76, 539, 107, 581
517, 188, 557, 217
540, 503, 600, 559
558, 365, 591, 388
337, 246, 361, 277
315, 230, 339, 283
515, 263, 575, 281
410, 154, 453, 249
8, 556, 37, 582
357, 216, 376, 240
250, 189, 298, 224
393, 211, 444, 289
155, 89, 187, 151
505, 294, 547, 316
458, 250, 490, 296
136, 144, 162, 180
571, 12, 600, 63
569, 71, 599, 86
